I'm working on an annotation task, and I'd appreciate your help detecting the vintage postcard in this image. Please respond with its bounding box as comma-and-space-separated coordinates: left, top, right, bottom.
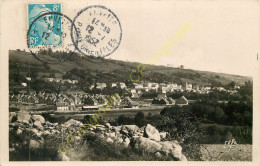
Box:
0, 0, 259, 165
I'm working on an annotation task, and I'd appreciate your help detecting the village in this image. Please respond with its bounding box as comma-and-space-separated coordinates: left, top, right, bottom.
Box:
9, 76, 241, 112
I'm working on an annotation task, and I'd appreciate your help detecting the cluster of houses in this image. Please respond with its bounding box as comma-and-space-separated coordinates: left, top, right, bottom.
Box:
9, 91, 140, 111
90, 81, 240, 95
152, 93, 189, 106
21, 77, 79, 87
42, 78, 79, 84
9, 89, 190, 112
10, 80, 241, 112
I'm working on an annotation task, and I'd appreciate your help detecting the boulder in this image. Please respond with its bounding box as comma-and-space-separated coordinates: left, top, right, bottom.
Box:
180, 154, 187, 161
64, 119, 83, 127
29, 140, 40, 149
121, 125, 139, 135
105, 122, 111, 129
57, 152, 70, 161
112, 126, 121, 132
114, 137, 123, 143
33, 121, 43, 129
96, 126, 106, 132
143, 124, 160, 141
155, 151, 163, 158
139, 126, 146, 132
9, 112, 17, 122
16, 128, 22, 135
160, 141, 183, 160
123, 137, 130, 147
133, 136, 162, 153
43, 130, 51, 135
107, 132, 116, 139
160, 132, 167, 140
17, 111, 31, 122
106, 137, 114, 143
32, 115, 45, 123
28, 128, 41, 137
9, 123, 16, 127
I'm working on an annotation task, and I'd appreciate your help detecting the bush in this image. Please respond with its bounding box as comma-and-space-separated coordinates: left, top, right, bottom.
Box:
9, 129, 60, 161
134, 111, 146, 127
150, 106, 204, 160
117, 115, 135, 125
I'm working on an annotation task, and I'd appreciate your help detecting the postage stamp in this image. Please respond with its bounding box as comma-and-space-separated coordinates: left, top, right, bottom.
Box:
27, 4, 79, 64
28, 4, 62, 47
71, 5, 122, 58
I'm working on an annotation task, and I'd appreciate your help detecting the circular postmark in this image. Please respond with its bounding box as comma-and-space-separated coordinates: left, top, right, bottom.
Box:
27, 12, 79, 64
71, 5, 122, 58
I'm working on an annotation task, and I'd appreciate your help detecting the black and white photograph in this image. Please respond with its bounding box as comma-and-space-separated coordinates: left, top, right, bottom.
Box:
0, 0, 259, 165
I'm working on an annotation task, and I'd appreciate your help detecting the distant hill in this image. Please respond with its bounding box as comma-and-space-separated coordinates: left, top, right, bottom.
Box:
9, 50, 252, 88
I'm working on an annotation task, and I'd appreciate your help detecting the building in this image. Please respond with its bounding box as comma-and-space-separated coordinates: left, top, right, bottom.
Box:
134, 83, 143, 89
56, 102, 69, 111
70, 95, 82, 105
45, 96, 56, 105
28, 96, 39, 104
234, 85, 240, 89
97, 95, 108, 105
82, 106, 99, 111
63, 97, 75, 106
121, 97, 139, 108
175, 96, 189, 106
106, 94, 121, 107
111, 83, 117, 88
43, 78, 54, 82
119, 82, 127, 89
193, 84, 199, 90
96, 83, 107, 90
25, 77, 31, 81
37, 94, 45, 104
184, 82, 192, 91
131, 92, 141, 99
212, 87, 226, 92
21, 82, 27, 87
84, 96, 98, 105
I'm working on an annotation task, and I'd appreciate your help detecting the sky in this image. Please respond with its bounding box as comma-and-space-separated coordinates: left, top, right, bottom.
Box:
1, 0, 259, 77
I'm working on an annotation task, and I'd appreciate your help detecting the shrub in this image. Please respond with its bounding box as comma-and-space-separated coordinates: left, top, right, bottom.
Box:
134, 111, 146, 127
150, 106, 204, 160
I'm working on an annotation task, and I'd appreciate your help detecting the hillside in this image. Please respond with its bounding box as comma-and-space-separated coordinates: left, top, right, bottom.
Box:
9, 50, 252, 88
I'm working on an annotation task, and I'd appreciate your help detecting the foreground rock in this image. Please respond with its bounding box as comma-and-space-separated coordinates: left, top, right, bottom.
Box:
9, 112, 187, 161
144, 124, 161, 141
32, 115, 45, 123
17, 111, 31, 122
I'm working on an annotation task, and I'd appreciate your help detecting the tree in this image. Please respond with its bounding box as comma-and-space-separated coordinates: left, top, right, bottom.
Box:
227, 81, 235, 89
47, 48, 53, 55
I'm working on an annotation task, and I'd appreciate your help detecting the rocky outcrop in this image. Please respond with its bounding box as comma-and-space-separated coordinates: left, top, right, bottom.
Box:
32, 115, 45, 123
143, 124, 161, 141
9, 112, 187, 161
121, 125, 139, 136
133, 136, 162, 153
64, 119, 83, 127
17, 111, 31, 122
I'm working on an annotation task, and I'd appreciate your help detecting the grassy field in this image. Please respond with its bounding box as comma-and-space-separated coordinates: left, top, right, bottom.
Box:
200, 144, 252, 161
48, 106, 164, 122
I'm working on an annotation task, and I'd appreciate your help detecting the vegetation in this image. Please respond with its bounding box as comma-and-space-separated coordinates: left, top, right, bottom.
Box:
9, 49, 252, 93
